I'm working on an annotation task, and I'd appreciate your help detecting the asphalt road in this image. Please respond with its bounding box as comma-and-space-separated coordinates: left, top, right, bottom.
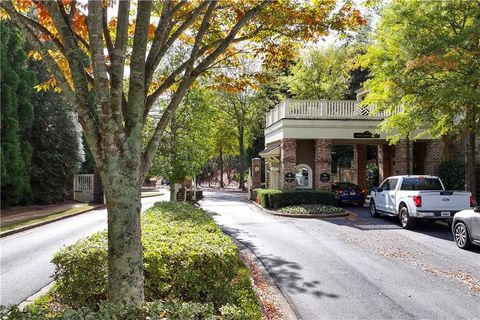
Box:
201, 191, 480, 320
0, 195, 166, 306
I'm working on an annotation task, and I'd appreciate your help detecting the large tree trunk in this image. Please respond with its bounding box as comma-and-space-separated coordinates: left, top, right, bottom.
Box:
238, 126, 245, 191
219, 146, 224, 188
102, 164, 144, 305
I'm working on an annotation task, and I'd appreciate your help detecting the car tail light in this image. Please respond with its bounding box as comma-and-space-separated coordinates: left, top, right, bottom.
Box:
470, 195, 475, 207
361, 188, 368, 195
413, 195, 422, 207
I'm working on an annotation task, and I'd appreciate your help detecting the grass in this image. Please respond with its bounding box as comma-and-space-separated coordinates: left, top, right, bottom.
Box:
0, 205, 97, 233
278, 204, 344, 215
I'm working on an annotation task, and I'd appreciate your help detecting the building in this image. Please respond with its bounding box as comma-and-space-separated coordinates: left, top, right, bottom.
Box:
259, 89, 474, 191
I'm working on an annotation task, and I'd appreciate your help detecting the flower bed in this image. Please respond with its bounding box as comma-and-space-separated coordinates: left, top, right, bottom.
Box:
278, 204, 344, 215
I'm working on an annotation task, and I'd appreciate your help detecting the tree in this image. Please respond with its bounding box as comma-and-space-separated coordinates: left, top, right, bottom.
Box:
361, 0, 480, 197
0, 20, 34, 208
148, 89, 215, 200
211, 113, 238, 188
1, 0, 364, 304
284, 46, 353, 100
29, 60, 82, 204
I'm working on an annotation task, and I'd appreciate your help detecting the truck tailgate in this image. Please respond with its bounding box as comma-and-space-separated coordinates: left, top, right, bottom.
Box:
419, 191, 471, 211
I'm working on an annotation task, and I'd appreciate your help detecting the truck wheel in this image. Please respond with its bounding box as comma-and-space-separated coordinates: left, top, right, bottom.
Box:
370, 200, 379, 217
399, 206, 415, 229
454, 222, 471, 250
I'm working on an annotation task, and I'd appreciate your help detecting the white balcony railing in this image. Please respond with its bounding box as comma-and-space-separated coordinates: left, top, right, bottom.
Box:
266, 99, 400, 127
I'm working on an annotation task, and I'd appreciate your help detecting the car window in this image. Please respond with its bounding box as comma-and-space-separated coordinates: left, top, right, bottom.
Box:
388, 179, 399, 191
400, 177, 443, 190
379, 180, 390, 191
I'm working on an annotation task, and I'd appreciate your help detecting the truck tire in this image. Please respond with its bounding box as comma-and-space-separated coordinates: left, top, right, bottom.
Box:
399, 205, 415, 229
370, 200, 379, 217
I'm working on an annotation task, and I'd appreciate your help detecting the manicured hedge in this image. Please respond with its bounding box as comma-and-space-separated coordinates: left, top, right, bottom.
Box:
50, 202, 261, 319
253, 189, 335, 209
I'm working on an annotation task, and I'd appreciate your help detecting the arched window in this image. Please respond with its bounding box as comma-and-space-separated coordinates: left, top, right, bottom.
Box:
295, 164, 313, 189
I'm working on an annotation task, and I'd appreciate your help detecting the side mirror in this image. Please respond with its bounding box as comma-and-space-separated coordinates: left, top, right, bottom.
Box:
474, 206, 480, 213
372, 187, 378, 192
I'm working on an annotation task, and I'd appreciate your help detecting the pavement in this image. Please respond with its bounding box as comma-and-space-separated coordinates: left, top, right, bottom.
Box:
200, 191, 480, 320
0, 194, 169, 306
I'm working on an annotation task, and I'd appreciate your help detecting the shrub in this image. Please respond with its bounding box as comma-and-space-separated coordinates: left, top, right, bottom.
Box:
366, 164, 379, 190
278, 204, 343, 215
437, 160, 465, 190
51, 202, 261, 319
2, 300, 248, 320
268, 190, 335, 209
255, 189, 282, 207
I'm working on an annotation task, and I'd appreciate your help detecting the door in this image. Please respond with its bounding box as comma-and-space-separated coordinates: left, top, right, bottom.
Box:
375, 179, 389, 211
74, 174, 94, 202
385, 178, 399, 213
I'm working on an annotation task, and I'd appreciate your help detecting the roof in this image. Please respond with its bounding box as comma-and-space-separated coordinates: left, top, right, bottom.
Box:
259, 145, 280, 157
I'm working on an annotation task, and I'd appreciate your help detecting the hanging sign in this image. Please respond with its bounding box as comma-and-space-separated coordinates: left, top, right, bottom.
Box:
354, 131, 380, 139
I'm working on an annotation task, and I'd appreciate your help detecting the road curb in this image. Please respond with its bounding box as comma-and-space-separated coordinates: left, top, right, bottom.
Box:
230, 236, 299, 320
0, 206, 103, 238
18, 281, 55, 310
249, 200, 349, 219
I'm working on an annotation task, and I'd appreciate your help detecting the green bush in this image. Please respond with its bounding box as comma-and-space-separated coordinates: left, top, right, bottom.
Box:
437, 160, 465, 190
2, 300, 248, 320
253, 189, 335, 209
50, 202, 261, 319
366, 164, 379, 190
255, 189, 282, 207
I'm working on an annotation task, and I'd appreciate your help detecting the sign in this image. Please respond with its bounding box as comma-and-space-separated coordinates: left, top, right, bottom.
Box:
254, 166, 260, 172
354, 131, 380, 139
285, 173, 295, 183
320, 173, 330, 183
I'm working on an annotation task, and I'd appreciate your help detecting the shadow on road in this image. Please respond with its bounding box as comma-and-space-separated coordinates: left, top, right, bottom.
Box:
219, 224, 340, 299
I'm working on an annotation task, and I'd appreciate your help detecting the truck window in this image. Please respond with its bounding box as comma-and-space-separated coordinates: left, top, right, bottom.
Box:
400, 177, 443, 191
388, 178, 399, 190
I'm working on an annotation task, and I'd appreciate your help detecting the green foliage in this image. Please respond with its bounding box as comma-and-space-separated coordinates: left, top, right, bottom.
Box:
361, 0, 480, 141
284, 46, 352, 100
79, 135, 95, 174
29, 60, 82, 203
0, 21, 34, 207
366, 164, 379, 190
278, 204, 343, 215
255, 189, 335, 209
148, 89, 215, 183
2, 300, 248, 320
50, 202, 261, 319
437, 161, 465, 191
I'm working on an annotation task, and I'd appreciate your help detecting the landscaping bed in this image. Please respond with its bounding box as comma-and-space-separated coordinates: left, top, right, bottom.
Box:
3, 202, 262, 320
278, 204, 344, 215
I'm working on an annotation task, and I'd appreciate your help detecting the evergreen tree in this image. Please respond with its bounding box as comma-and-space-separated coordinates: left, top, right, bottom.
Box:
1, 21, 34, 208
29, 60, 82, 204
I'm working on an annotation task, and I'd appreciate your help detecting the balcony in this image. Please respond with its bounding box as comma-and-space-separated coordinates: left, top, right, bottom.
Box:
266, 99, 400, 127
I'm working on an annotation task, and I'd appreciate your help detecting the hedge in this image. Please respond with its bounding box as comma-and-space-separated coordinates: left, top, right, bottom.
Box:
253, 189, 335, 209
49, 202, 261, 319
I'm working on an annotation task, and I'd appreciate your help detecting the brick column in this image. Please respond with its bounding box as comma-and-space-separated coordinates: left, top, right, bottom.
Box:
251, 158, 261, 189
393, 139, 413, 175
356, 144, 367, 188
425, 140, 442, 175
378, 144, 392, 182
314, 139, 332, 191
279, 139, 296, 190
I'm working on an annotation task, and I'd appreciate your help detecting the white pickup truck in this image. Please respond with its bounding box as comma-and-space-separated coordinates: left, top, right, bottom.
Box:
370, 175, 473, 229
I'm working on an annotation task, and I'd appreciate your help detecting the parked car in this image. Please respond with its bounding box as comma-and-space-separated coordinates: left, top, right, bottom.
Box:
332, 182, 367, 207
161, 178, 170, 186
370, 175, 473, 229
452, 206, 480, 249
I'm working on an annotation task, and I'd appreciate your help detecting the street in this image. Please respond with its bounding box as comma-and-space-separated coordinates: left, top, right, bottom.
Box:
201, 191, 480, 320
0, 195, 166, 306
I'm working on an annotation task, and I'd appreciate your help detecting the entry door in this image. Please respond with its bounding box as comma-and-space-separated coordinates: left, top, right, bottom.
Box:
74, 174, 94, 202
270, 168, 279, 189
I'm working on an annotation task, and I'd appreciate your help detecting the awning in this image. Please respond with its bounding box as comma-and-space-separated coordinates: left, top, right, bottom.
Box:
259, 145, 280, 158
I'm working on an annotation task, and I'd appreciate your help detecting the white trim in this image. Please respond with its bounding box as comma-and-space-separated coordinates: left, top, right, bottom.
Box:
295, 164, 313, 189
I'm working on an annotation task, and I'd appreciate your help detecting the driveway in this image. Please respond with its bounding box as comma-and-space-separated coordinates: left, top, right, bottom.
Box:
201, 191, 480, 320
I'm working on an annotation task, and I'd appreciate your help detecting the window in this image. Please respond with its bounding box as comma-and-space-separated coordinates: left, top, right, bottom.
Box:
380, 178, 398, 191
400, 177, 443, 191
295, 164, 312, 189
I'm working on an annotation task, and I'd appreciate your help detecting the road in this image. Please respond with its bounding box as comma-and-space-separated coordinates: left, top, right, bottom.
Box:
0, 195, 166, 306
201, 191, 480, 320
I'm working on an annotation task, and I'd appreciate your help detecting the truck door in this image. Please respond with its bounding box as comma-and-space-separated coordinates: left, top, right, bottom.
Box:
385, 178, 399, 213
375, 179, 390, 211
